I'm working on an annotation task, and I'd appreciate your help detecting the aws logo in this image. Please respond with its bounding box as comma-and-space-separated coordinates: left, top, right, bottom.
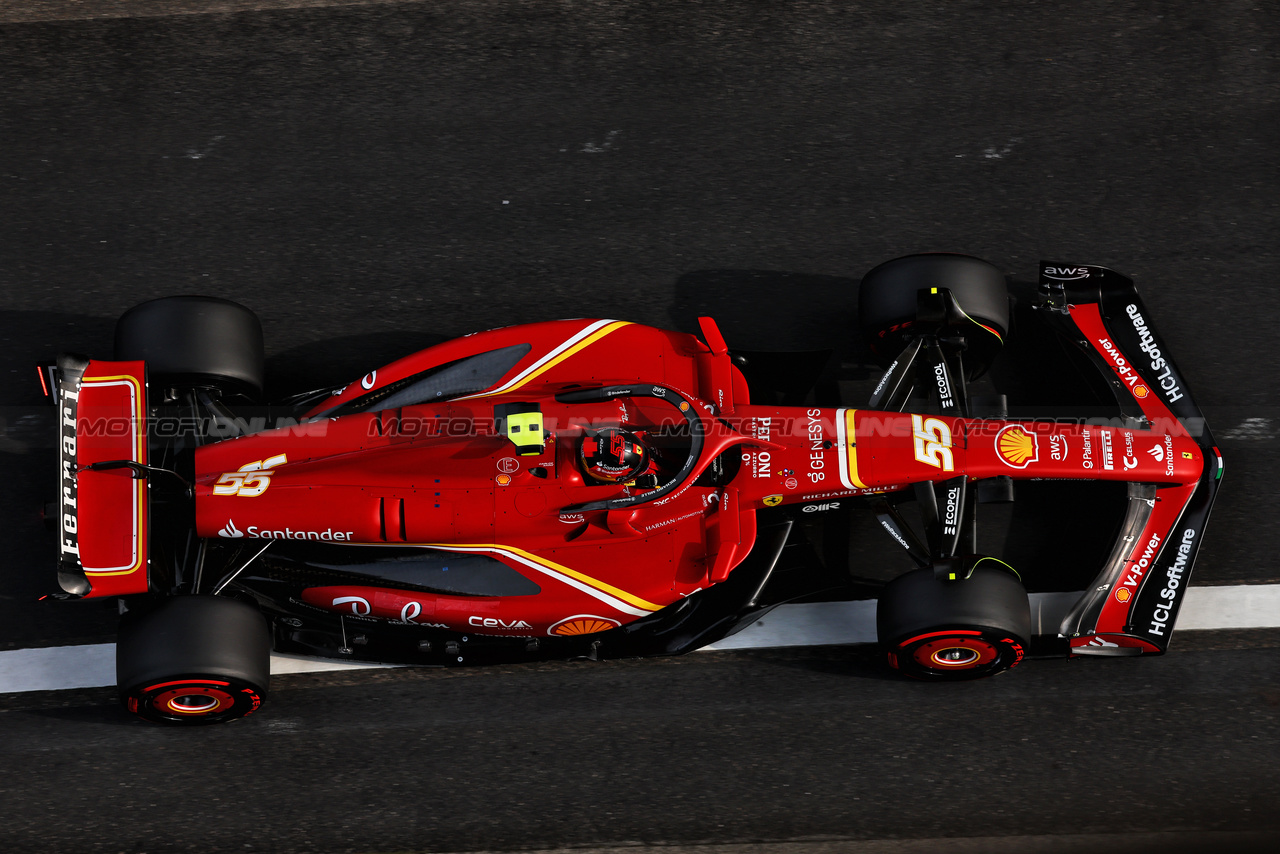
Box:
1043, 266, 1091, 280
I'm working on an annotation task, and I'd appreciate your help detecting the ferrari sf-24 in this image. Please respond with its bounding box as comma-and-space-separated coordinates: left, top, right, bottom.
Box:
44, 254, 1222, 724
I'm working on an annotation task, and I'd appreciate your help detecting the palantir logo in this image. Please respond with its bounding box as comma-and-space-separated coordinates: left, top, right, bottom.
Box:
218, 519, 244, 538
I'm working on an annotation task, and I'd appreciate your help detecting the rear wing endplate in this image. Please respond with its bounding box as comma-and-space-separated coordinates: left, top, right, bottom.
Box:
55, 355, 151, 598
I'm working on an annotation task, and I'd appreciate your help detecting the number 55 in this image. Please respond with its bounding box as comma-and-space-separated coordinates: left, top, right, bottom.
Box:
911, 415, 954, 471
212, 453, 287, 497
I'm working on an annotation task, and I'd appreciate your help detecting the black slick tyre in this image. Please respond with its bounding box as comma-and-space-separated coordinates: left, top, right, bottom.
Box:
117, 596, 270, 725
876, 564, 1030, 681
115, 296, 265, 399
858, 253, 1009, 369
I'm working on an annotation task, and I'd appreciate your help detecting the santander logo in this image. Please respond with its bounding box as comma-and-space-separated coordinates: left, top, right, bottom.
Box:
219, 519, 244, 538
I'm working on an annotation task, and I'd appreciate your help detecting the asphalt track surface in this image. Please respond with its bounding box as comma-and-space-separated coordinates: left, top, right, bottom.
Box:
1, 1, 1278, 852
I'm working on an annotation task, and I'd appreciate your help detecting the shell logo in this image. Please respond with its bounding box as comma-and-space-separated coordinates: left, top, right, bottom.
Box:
550, 616, 620, 636
1114, 587, 1131, 603
1133, 384, 1150, 399
995, 424, 1039, 469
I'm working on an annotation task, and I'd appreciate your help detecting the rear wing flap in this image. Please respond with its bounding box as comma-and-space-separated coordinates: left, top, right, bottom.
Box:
1036, 263, 1224, 653
55, 355, 151, 599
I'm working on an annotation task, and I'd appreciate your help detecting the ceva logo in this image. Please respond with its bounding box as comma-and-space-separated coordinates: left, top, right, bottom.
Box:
219, 519, 244, 538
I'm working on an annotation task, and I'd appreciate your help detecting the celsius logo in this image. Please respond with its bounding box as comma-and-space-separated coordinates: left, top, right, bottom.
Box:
218, 519, 244, 538
1043, 266, 1091, 280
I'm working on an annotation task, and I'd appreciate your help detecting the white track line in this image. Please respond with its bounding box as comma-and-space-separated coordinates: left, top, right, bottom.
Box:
2, 586, 1278, 695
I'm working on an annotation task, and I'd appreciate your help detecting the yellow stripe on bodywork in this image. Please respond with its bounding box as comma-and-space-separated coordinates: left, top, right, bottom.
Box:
844, 408, 868, 489
463, 320, 631, 399
425, 542, 662, 614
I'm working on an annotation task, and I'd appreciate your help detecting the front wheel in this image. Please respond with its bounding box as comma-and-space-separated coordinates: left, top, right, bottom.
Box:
858, 253, 1009, 373
117, 596, 270, 725
876, 563, 1030, 680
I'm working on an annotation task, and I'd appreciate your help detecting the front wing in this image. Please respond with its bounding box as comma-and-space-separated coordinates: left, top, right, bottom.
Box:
1037, 262, 1224, 654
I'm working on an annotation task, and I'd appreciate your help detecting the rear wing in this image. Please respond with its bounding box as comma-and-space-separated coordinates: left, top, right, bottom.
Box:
54, 355, 151, 598
1036, 263, 1224, 654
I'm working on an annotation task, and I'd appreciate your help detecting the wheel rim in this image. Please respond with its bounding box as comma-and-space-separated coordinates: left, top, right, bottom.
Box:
169, 694, 222, 713
908, 635, 999, 671
145, 680, 237, 718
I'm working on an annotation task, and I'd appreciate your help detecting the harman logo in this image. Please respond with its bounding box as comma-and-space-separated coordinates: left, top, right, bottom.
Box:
219, 519, 244, 538
995, 424, 1039, 469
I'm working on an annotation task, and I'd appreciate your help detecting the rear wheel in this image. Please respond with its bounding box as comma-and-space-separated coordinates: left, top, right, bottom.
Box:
115, 296, 265, 399
858, 253, 1009, 372
876, 563, 1030, 680
117, 596, 270, 725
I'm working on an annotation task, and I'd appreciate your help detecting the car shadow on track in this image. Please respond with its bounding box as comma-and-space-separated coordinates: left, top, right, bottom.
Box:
668, 270, 860, 353
715, 643, 904, 681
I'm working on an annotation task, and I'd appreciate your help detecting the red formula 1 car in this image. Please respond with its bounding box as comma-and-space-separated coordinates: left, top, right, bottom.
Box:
44, 254, 1223, 724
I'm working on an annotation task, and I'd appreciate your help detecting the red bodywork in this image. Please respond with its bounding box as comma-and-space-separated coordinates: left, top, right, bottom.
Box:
60, 360, 150, 597
183, 316, 1209, 640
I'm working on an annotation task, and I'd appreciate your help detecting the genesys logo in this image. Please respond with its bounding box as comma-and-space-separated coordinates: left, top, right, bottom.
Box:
219, 520, 354, 541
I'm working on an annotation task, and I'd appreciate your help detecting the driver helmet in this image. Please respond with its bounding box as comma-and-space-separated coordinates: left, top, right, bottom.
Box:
578, 428, 650, 484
